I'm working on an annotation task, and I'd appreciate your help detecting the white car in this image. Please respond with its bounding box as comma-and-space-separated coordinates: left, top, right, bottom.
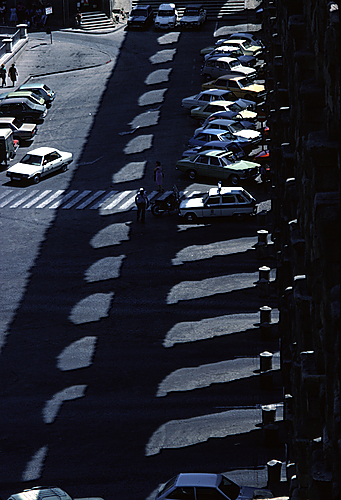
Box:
179, 4, 207, 28
182, 89, 238, 110
202, 56, 257, 80
155, 473, 273, 499
7, 486, 104, 500
6, 146, 73, 184
154, 3, 178, 29
194, 118, 262, 144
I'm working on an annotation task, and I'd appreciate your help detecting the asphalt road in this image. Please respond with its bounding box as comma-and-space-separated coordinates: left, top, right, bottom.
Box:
0, 23, 285, 500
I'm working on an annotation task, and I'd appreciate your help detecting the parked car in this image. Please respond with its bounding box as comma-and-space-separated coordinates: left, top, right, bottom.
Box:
203, 45, 257, 67
215, 38, 263, 57
0, 97, 47, 123
198, 104, 258, 127
178, 186, 257, 221
194, 118, 262, 145
18, 82, 55, 105
179, 4, 206, 28
188, 128, 255, 149
176, 149, 260, 182
0, 90, 46, 107
182, 89, 240, 110
7, 486, 105, 500
127, 4, 153, 28
182, 140, 247, 159
225, 32, 264, 49
0, 116, 37, 144
202, 75, 266, 102
6, 146, 73, 184
154, 3, 178, 29
201, 56, 256, 80
190, 100, 257, 124
0, 128, 19, 166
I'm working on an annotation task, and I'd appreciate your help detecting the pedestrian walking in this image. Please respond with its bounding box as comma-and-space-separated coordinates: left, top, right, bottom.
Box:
0, 64, 6, 87
9, 6, 18, 24
8, 63, 18, 87
154, 161, 164, 193
135, 187, 149, 223
0, 3, 6, 25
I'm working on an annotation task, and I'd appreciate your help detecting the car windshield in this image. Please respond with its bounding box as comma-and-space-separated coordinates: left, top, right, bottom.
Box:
239, 77, 253, 87
13, 118, 23, 128
242, 40, 252, 48
228, 103, 242, 112
229, 60, 240, 68
158, 10, 174, 16
133, 8, 148, 15
218, 476, 241, 500
220, 155, 233, 165
20, 154, 43, 166
229, 122, 244, 132
184, 8, 199, 15
158, 476, 177, 497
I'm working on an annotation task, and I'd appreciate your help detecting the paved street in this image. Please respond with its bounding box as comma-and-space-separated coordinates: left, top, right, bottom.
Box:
0, 17, 286, 500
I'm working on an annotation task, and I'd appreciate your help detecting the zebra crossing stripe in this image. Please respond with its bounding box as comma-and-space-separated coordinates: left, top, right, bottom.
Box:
90, 190, 118, 209
103, 190, 132, 210
23, 190, 53, 208
0, 189, 13, 201
36, 190, 65, 208
62, 190, 92, 209
10, 190, 40, 208
76, 190, 106, 209
118, 191, 138, 211
49, 190, 79, 209
0, 191, 24, 208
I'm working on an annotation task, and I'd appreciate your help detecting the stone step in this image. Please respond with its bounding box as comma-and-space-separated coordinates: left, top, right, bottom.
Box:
79, 11, 116, 30
130, 0, 246, 19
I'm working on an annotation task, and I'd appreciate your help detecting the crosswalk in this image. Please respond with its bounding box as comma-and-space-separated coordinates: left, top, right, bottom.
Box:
0, 188, 183, 212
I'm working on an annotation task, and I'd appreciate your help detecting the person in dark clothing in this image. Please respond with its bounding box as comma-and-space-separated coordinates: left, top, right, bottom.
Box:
8, 63, 18, 86
135, 188, 149, 223
0, 64, 6, 87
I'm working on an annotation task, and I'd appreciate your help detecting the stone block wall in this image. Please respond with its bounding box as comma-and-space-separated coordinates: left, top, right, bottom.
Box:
262, 1, 340, 499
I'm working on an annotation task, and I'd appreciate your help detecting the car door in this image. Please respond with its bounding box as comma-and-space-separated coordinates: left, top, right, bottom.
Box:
208, 155, 226, 180
164, 487, 195, 500
220, 194, 237, 216
195, 487, 228, 500
47, 150, 63, 172
194, 154, 210, 176
202, 194, 221, 217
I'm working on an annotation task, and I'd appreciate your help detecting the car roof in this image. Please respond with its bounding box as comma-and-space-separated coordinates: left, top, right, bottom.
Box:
8, 487, 72, 500
204, 100, 235, 107
208, 56, 237, 63
20, 83, 48, 89
185, 4, 204, 8
195, 128, 226, 136
175, 473, 221, 487
215, 74, 244, 82
0, 116, 16, 123
133, 4, 151, 8
0, 97, 34, 104
0, 128, 13, 137
206, 118, 236, 125
24, 147, 57, 155
200, 89, 231, 95
208, 186, 243, 195
159, 3, 175, 9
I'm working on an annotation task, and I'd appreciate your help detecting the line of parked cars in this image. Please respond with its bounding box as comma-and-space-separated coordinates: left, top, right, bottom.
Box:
127, 3, 207, 30
176, 29, 269, 222
0, 82, 74, 184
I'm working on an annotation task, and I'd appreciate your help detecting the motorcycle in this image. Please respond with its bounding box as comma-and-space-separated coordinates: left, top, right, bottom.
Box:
151, 185, 180, 217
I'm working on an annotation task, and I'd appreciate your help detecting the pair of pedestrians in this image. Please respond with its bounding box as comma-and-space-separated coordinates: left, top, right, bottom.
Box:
0, 62, 18, 87
135, 161, 165, 223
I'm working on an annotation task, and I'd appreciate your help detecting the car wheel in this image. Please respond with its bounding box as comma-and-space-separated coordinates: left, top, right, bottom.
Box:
198, 118, 205, 125
33, 174, 41, 184
244, 94, 253, 101
230, 174, 240, 185
185, 212, 197, 223
61, 164, 68, 172
25, 116, 33, 123
187, 169, 197, 181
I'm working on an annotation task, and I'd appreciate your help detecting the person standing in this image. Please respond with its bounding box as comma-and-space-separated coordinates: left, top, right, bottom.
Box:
154, 161, 164, 193
135, 187, 149, 223
0, 64, 6, 87
9, 6, 18, 24
8, 63, 18, 87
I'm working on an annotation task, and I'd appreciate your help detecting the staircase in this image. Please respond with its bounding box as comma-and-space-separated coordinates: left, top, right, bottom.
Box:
79, 11, 116, 31
131, 0, 246, 19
